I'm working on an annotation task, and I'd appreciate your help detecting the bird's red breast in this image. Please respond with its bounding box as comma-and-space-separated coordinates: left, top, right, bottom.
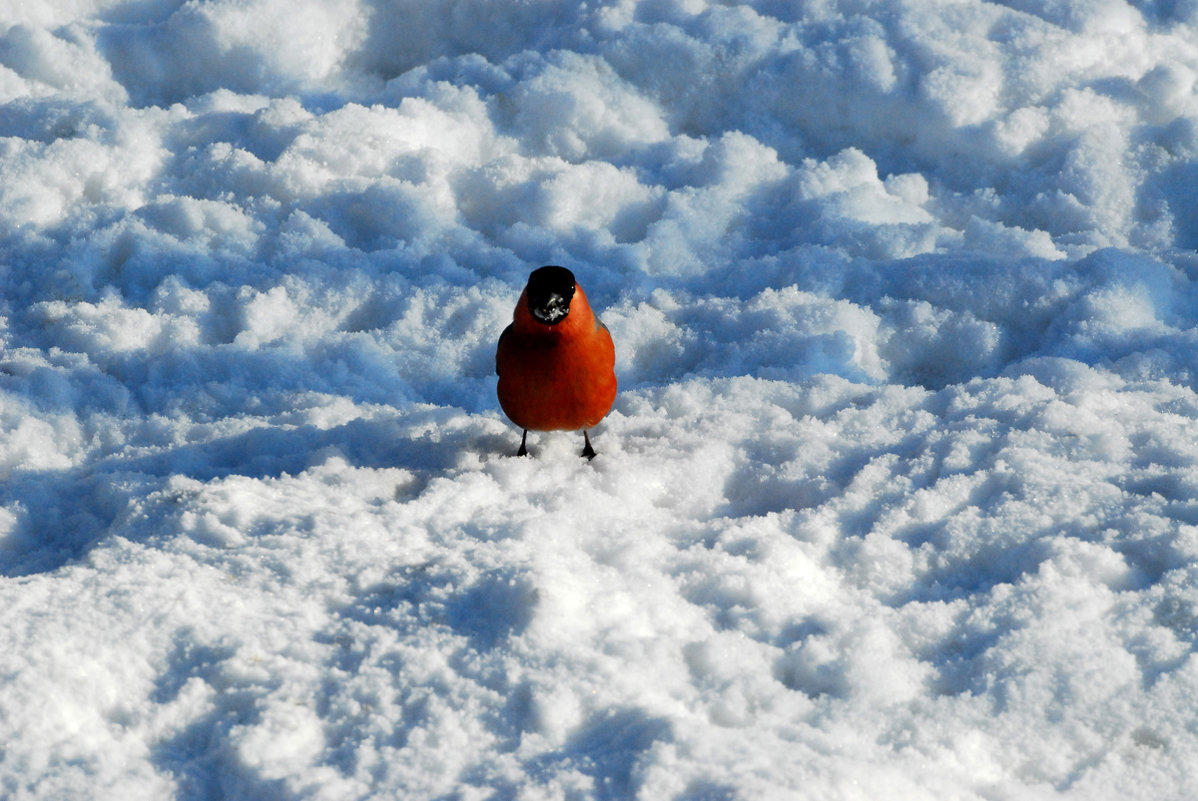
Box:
496, 271, 617, 432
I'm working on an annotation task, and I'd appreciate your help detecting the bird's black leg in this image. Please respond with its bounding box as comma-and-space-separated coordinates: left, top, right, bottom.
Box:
517, 429, 529, 457
581, 430, 597, 460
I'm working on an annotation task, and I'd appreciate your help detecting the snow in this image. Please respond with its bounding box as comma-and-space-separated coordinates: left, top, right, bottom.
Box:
2, 0, 1198, 797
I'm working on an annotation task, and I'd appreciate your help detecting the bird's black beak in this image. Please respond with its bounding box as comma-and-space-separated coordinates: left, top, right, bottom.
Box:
531, 291, 570, 324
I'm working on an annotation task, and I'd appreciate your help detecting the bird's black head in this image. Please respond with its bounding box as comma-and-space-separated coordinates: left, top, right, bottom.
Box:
526, 265, 576, 325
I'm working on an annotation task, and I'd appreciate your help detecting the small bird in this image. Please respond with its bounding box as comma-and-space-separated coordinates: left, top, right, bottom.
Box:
496, 265, 617, 459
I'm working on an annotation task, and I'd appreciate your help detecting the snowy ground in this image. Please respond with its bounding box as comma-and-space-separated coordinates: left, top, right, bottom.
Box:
2, 0, 1198, 798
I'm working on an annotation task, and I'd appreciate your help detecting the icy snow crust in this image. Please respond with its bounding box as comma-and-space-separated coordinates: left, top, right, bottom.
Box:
2, 0, 1198, 798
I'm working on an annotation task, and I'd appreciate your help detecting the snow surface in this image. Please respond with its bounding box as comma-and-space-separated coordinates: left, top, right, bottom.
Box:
2, 0, 1198, 798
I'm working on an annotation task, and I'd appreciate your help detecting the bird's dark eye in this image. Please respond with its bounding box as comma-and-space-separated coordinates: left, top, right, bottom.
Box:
526, 266, 576, 325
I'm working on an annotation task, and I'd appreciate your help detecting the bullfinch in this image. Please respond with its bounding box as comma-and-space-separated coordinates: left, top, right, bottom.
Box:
496, 265, 617, 459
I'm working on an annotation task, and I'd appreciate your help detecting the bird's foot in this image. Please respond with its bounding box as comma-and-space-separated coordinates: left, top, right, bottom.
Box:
581, 431, 596, 460
516, 430, 530, 457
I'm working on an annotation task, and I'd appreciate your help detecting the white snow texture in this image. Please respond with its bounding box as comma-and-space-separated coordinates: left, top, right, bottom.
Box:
2, 0, 1198, 799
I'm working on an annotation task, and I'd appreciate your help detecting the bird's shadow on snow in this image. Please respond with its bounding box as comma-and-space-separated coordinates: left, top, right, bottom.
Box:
0, 408, 512, 578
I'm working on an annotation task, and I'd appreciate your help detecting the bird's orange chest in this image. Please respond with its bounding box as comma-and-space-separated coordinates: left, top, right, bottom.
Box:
499, 323, 603, 379
496, 317, 616, 431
